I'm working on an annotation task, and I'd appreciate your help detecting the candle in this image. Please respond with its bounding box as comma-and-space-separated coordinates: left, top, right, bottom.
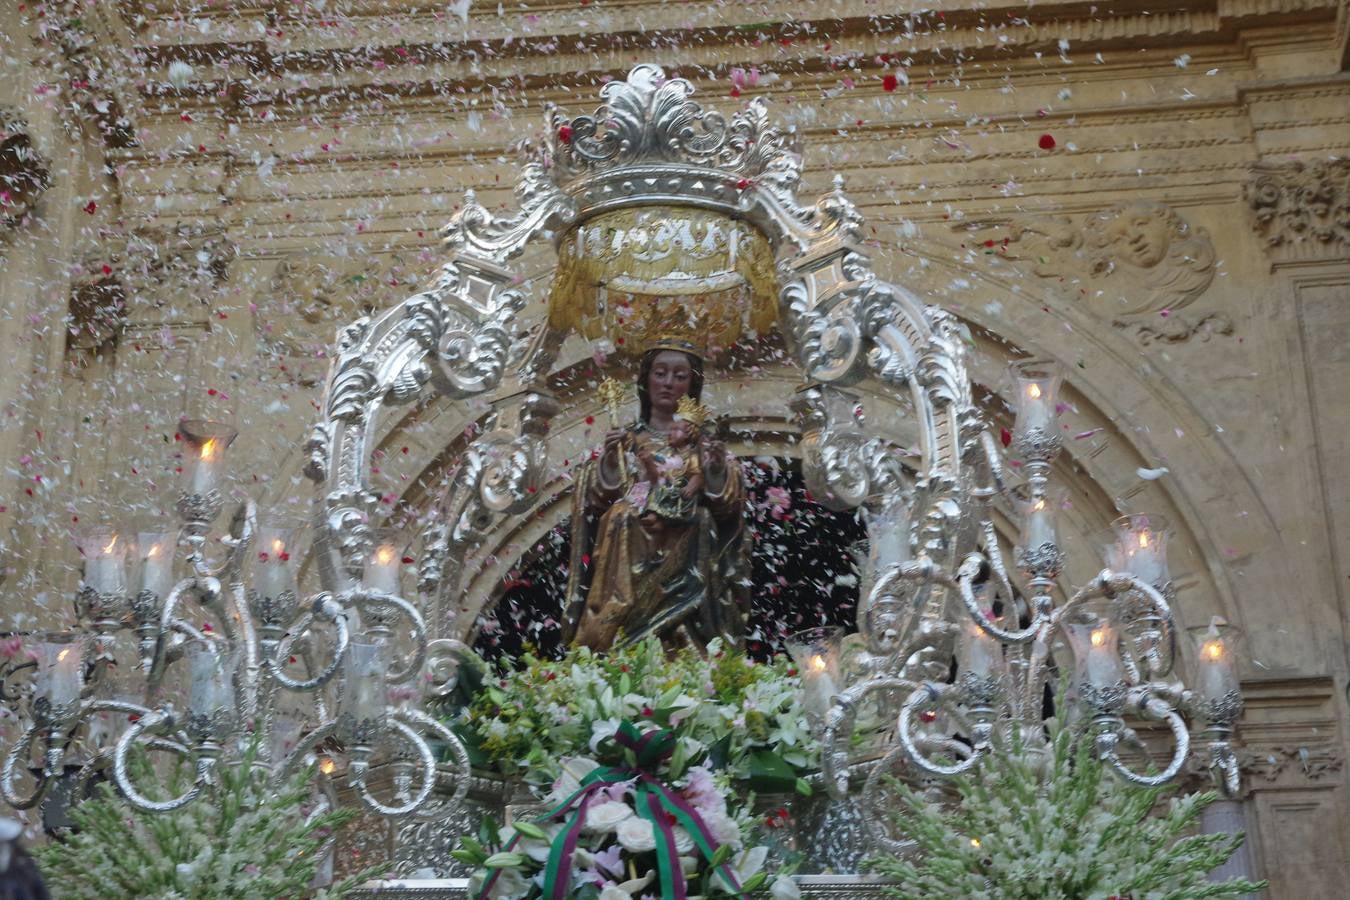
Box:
958, 614, 1005, 679
1109, 514, 1170, 586
363, 537, 401, 595
1022, 497, 1056, 550
255, 533, 295, 599
1190, 619, 1242, 705
137, 531, 175, 598
179, 420, 237, 497
1009, 359, 1062, 444
37, 637, 86, 710
785, 626, 844, 720
81, 528, 127, 594
1065, 601, 1125, 691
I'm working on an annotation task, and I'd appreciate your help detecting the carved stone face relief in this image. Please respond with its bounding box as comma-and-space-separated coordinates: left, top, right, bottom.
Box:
968, 201, 1217, 321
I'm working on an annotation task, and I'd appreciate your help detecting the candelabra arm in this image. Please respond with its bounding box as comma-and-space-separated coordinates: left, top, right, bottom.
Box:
188, 499, 257, 582
1, 722, 48, 809
1098, 709, 1191, 787
397, 707, 472, 811
266, 599, 351, 692
957, 554, 1044, 644
354, 592, 427, 684
112, 710, 215, 813
897, 684, 987, 778
859, 741, 920, 858
1212, 742, 1242, 798
820, 676, 921, 798
271, 720, 337, 789
350, 715, 437, 817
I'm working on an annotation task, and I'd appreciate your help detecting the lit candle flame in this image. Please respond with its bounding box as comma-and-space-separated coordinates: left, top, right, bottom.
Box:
970, 837, 982, 848
375, 545, 397, 566
272, 538, 286, 556
101, 535, 118, 555
319, 757, 336, 776
1090, 627, 1108, 648
809, 654, 827, 673
146, 543, 161, 559
1138, 530, 1151, 549
1027, 383, 1042, 400
1202, 640, 1223, 662
57, 647, 72, 663
200, 437, 218, 461
1032, 498, 1046, 513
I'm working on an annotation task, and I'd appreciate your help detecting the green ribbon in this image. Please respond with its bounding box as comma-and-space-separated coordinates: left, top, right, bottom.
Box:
478, 721, 748, 900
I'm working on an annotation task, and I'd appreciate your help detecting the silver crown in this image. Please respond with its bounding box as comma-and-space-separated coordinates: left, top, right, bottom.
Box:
536, 63, 798, 221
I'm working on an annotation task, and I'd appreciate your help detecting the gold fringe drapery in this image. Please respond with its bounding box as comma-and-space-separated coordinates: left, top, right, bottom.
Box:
547, 205, 777, 357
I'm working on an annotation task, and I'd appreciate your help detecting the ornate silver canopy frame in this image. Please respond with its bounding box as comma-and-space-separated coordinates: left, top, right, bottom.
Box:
0, 65, 1241, 874
299, 65, 1243, 860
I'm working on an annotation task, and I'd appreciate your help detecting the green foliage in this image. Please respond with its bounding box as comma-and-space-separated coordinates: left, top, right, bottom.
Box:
35, 737, 388, 899
866, 722, 1266, 900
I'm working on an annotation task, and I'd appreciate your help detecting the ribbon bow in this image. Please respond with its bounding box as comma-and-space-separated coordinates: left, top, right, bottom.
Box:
479, 721, 747, 900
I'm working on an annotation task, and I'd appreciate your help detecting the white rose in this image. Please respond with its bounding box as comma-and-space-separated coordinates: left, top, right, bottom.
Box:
617, 816, 657, 853
585, 800, 634, 833
469, 865, 530, 900
700, 809, 743, 848
672, 826, 695, 854
599, 888, 630, 900
549, 756, 602, 803
771, 874, 802, 899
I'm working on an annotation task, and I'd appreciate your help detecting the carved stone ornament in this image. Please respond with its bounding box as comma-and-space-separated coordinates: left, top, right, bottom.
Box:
0, 108, 52, 229
119, 222, 237, 320
968, 201, 1217, 318
1244, 743, 1345, 784
1245, 157, 1350, 259
261, 253, 416, 359
66, 250, 127, 356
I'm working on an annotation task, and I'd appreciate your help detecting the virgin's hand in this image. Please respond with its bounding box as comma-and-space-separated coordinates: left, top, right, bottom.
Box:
603, 429, 627, 458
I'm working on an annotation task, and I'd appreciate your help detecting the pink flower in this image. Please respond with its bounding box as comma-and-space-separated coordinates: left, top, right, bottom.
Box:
764, 486, 791, 520
0, 636, 22, 660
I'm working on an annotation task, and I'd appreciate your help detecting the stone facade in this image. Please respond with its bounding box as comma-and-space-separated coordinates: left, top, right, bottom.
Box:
1, 1, 1347, 896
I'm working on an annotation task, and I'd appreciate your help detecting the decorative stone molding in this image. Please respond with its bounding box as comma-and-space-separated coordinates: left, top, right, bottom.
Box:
1245, 158, 1350, 261
0, 108, 52, 229
65, 251, 126, 357
966, 201, 1217, 319
119, 223, 236, 322
260, 252, 417, 359
1245, 743, 1345, 784
1112, 311, 1235, 346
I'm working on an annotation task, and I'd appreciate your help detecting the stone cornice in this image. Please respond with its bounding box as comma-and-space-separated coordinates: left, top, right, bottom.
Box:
113, 0, 1338, 108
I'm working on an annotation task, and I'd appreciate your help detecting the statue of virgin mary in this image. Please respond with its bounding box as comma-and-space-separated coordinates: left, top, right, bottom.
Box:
562, 343, 749, 652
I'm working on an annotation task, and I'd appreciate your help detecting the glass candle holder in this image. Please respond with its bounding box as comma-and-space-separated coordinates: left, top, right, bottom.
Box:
36, 634, 88, 714
339, 643, 388, 743
185, 640, 238, 742
785, 626, 845, 720
1009, 358, 1063, 457
864, 495, 911, 574
1107, 513, 1171, 587
1016, 486, 1066, 579
255, 520, 301, 600
133, 524, 176, 599
1189, 619, 1244, 723
77, 526, 128, 594
1063, 599, 1126, 711
957, 609, 1006, 681
362, 529, 403, 596
178, 420, 237, 497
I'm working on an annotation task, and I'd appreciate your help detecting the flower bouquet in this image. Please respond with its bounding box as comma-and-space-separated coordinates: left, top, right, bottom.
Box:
447, 638, 818, 898
454, 723, 799, 899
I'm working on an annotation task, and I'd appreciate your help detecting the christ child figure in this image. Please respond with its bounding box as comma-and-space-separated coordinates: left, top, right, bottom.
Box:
638, 396, 708, 533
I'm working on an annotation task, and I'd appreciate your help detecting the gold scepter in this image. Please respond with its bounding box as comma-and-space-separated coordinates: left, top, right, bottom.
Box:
596, 376, 630, 483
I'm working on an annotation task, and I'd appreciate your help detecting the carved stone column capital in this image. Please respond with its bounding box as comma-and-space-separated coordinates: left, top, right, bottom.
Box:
1245, 158, 1350, 262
